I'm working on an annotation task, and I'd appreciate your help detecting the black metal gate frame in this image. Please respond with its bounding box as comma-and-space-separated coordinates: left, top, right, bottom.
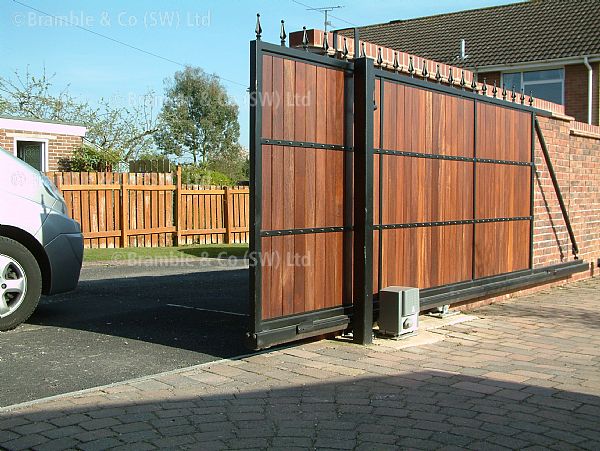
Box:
247, 39, 355, 350
248, 34, 587, 350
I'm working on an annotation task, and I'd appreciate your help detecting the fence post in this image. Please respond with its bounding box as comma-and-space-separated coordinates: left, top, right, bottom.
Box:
121, 173, 129, 248
224, 187, 234, 244
175, 166, 182, 246
353, 56, 375, 345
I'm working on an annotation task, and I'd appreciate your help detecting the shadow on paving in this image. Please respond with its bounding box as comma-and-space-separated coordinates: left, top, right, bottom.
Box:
1, 371, 599, 450
28, 269, 251, 356
0, 268, 252, 407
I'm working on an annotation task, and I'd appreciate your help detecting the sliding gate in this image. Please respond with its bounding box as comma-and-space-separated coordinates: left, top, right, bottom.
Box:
248, 21, 586, 350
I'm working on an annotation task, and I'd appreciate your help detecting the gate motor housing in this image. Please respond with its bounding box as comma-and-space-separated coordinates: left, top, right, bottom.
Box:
378, 286, 420, 338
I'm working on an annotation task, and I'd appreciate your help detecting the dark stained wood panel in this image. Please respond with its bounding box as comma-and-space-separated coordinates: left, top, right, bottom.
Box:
380, 82, 475, 158
261, 146, 345, 231
261, 232, 347, 320
477, 103, 531, 162
474, 221, 530, 278
381, 155, 473, 225
476, 164, 531, 219
380, 225, 473, 289
261, 57, 345, 145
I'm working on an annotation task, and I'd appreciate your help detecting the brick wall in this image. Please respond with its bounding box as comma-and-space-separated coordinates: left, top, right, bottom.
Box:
534, 116, 600, 272
0, 128, 83, 171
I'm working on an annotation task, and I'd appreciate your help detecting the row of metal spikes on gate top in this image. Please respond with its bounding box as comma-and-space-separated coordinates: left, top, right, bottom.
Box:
256, 13, 535, 107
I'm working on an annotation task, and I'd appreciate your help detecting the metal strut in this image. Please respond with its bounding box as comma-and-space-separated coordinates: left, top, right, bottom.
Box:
534, 118, 579, 259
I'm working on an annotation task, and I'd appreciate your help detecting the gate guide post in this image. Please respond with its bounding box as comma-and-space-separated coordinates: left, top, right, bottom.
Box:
353, 57, 375, 344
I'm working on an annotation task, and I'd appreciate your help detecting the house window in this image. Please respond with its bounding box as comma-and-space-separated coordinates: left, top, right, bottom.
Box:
502, 69, 564, 105
16, 140, 46, 171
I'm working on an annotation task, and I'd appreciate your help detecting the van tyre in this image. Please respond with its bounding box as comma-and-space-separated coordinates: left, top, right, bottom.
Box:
0, 237, 42, 331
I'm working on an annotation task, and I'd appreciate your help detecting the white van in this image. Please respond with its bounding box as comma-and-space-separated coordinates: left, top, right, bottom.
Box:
0, 148, 83, 331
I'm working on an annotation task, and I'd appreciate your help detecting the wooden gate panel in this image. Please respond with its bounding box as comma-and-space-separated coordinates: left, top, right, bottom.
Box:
476, 164, 531, 219
475, 221, 531, 278
477, 103, 531, 162
380, 225, 473, 289
382, 156, 474, 224
251, 39, 352, 346
261, 232, 346, 320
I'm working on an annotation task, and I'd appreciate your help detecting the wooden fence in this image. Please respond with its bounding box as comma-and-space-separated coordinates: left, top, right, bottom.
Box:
46, 167, 249, 248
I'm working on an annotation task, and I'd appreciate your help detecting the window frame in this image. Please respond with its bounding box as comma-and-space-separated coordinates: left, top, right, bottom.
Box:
13, 137, 49, 172
501, 67, 565, 105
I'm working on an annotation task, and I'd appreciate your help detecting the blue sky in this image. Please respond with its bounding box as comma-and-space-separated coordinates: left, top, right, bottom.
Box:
1, 0, 519, 149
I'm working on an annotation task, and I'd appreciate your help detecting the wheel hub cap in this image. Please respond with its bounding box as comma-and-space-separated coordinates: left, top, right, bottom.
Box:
0, 254, 27, 319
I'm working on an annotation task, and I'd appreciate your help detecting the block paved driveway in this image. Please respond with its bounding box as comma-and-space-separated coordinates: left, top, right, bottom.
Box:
0, 259, 250, 407
1, 277, 600, 450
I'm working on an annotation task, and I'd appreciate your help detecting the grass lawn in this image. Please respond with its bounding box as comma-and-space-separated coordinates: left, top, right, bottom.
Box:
84, 244, 249, 262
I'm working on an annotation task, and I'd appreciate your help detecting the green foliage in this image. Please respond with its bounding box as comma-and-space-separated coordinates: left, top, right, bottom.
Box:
180, 164, 234, 186
66, 144, 121, 172
155, 67, 240, 166
206, 144, 249, 182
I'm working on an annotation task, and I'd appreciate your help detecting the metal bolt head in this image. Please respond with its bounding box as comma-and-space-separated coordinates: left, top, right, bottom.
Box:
1, 284, 6, 289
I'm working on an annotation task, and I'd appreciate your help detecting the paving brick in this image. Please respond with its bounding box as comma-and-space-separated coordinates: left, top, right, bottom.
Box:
32, 437, 80, 451
1, 278, 599, 450
2, 433, 49, 450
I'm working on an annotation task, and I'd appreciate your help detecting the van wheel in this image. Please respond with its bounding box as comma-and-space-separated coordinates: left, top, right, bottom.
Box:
0, 237, 42, 331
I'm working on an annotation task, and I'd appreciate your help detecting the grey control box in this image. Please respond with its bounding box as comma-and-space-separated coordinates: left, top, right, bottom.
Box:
378, 286, 420, 338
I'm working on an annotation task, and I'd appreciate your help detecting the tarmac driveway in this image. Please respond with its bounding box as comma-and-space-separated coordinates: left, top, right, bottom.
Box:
0, 259, 250, 408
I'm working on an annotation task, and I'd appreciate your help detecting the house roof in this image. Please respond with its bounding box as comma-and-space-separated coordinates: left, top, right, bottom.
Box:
337, 0, 600, 69
0, 115, 87, 137
0, 114, 84, 127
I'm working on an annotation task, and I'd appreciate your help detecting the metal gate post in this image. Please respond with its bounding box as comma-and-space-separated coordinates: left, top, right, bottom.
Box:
353, 57, 375, 344
247, 38, 263, 349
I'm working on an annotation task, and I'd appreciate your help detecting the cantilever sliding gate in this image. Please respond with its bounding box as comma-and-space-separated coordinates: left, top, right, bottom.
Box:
247, 22, 586, 350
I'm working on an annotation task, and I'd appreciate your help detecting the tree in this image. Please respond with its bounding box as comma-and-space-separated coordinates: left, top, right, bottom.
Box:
155, 67, 240, 165
0, 67, 158, 162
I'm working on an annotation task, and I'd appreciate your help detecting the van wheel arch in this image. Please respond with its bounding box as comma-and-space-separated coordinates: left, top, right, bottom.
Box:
0, 226, 51, 295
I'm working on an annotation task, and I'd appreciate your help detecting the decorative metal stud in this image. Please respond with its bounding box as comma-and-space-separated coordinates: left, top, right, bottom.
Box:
301, 26, 309, 51
511, 85, 517, 102
520, 88, 525, 105
280, 20, 286, 46
492, 81, 498, 98
470, 76, 477, 92
482, 78, 487, 96
377, 47, 383, 66
360, 41, 366, 57
393, 52, 399, 73
422, 60, 429, 79
502, 83, 507, 101
255, 13, 262, 40
448, 67, 454, 85
408, 56, 415, 77
435, 64, 442, 83
342, 37, 349, 60
529, 91, 534, 106
323, 31, 329, 53
460, 70, 466, 90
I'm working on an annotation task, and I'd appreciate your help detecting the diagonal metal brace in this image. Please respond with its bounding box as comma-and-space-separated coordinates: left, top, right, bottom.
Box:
534, 118, 579, 259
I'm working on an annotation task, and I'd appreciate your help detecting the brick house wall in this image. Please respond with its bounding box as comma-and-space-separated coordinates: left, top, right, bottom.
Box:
479, 71, 501, 89
565, 63, 600, 125
0, 117, 86, 171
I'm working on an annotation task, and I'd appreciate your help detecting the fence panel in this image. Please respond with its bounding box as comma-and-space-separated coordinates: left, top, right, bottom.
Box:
46, 171, 249, 248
